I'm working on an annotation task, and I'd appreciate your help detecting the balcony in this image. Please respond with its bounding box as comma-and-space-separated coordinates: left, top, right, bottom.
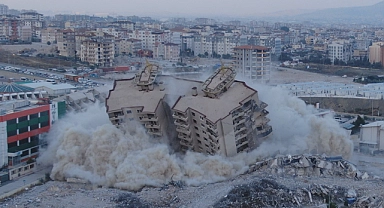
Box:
180, 139, 193, 147
176, 126, 191, 135
145, 123, 160, 129
174, 120, 189, 128
255, 126, 273, 139
140, 116, 158, 122
173, 114, 188, 122
232, 111, 244, 119
235, 126, 246, 134
147, 130, 162, 136
235, 132, 247, 141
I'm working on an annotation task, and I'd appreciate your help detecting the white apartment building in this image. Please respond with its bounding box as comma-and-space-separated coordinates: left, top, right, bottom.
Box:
19, 12, 44, 40
106, 64, 272, 157
193, 35, 213, 56
0, 4, 8, 15
327, 41, 352, 64
127, 29, 167, 51
233, 45, 271, 83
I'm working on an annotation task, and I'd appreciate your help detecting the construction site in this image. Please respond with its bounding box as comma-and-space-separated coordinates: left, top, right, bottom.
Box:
0, 61, 383, 208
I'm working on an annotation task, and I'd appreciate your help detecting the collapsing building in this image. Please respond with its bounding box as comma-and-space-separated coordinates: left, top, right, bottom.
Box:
105, 62, 272, 157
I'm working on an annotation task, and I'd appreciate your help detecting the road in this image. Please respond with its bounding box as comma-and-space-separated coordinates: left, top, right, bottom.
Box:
0, 166, 51, 200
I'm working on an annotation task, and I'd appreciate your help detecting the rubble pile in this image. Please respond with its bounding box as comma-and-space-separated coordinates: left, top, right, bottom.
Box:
249, 154, 370, 179
213, 178, 382, 208
112, 193, 149, 208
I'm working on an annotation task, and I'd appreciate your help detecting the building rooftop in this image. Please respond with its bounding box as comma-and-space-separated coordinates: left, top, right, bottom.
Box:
20, 82, 76, 90
107, 75, 256, 123
0, 83, 35, 94
173, 81, 256, 123
362, 121, 384, 128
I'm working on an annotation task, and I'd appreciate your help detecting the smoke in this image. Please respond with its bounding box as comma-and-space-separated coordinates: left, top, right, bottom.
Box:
38, 79, 353, 191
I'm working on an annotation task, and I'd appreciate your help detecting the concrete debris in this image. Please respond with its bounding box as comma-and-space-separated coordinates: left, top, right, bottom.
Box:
214, 178, 383, 208
249, 154, 369, 180
112, 193, 149, 208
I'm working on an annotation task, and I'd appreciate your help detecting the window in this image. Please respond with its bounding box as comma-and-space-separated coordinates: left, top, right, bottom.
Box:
7, 119, 16, 125
18, 116, 28, 122
191, 112, 195, 116
198, 140, 202, 144
30, 113, 38, 119
194, 126, 198, 130
196, 133, 200, 137
193, 119, 197, 124
40, 111, 49, 117
126, 110, 132, 114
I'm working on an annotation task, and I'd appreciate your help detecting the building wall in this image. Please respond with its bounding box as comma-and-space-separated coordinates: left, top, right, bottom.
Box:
0, 121, 7, 167
0, 105, 50, 168
234, 47, 271, 83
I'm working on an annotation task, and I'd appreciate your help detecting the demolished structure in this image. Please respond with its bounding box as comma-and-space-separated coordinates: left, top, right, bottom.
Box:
105, 62, 272, 157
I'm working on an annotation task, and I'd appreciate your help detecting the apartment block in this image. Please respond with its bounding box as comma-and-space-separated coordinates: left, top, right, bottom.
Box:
115, 38, 142, 55
0, 16, 21, 42
80, 37, 115, 67
105, 64, 272, 157
233, 45, 271, 83
369, 42, 384, 65
41, 27, 57, 44
19, 12, 44, 41
57, 29, 76, 57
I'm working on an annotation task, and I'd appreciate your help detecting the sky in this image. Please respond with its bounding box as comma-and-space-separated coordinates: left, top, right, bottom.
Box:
2, 0, 383, 17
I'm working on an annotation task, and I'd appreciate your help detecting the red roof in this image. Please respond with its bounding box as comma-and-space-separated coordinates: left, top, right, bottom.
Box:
234, 45, 269, 50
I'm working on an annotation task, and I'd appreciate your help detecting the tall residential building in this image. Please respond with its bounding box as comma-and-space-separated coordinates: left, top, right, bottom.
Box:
19, 12, 44, 41
0, 4, 8, 15
0, 16, 21, 42
233, 45, 271, 83
41, 27, 57, 44
327, 41, 352, 64
105, 64, 272, 157
369, 42, 384, 65
57, 29, 76, 57
80, 37, 115, 67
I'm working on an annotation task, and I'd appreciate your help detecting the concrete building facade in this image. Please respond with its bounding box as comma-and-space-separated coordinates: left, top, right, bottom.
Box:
233, 45, 271, 83
105, 64, 272, 157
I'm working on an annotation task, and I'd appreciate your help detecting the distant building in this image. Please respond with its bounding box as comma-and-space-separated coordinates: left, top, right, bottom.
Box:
41, 27, 58, 44
80, 37, 115, 67
105, 64, 272, 157
57, 29, 76, 57
359, 121, 384, 153
233, 45, 271, 83
369, 42, 384, 66
19, 12, 44, 41
0, 4, 8, 15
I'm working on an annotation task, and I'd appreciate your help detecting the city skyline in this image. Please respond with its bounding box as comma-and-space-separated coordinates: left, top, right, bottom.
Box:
1, 0, 383, 17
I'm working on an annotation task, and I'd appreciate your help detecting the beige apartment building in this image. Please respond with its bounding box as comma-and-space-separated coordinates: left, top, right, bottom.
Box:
57, 29, 76, 57
80, 37, 114, 67
115, 38, 141, 55
41, 27, 57, 44
105, 64, 272, 157
233, 45, 271, 83
369, 42, 384, 65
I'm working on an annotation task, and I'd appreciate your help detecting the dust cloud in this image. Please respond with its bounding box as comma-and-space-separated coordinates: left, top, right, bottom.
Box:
38, 82, 353, 191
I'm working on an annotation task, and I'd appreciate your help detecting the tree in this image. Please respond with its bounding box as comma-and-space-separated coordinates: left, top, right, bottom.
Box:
204, 52, 209, 57
47, 41, 51, 45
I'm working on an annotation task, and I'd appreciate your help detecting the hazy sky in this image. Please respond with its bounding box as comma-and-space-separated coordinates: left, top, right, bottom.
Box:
2, 0, 383, 17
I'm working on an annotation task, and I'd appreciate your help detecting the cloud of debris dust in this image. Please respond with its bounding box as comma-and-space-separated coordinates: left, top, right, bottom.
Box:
246, 82, 353, 160
39, 79, 353, 191
39, 104, 248, 190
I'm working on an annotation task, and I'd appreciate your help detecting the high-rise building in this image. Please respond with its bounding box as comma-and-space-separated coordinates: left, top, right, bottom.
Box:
233, 45, 271, 83
0, 4, 8, 15
105, 64, 272, 157
80, 37, 115, 67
